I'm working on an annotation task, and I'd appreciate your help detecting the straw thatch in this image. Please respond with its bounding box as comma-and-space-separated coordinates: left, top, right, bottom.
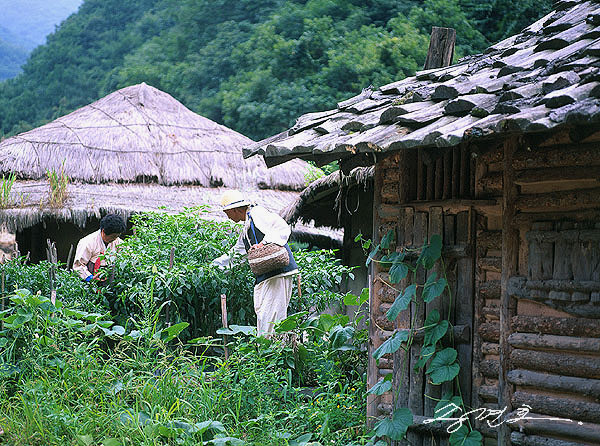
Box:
281, 167, 373, 229
0, 83, 310, 190
2, 180, 341, 244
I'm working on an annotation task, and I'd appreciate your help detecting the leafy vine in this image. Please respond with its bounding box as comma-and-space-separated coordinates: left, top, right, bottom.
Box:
358, 230, 482, 445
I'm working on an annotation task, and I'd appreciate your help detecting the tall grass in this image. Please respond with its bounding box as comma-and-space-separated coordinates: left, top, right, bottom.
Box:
46, 162, 69, 207
0, 173, 27, 208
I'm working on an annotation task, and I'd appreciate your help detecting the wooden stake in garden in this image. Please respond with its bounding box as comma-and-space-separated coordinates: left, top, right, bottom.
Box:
165, 246, 175, 325
66, 244, 74, 270
46, 239, 57, 305
221, 293, 229, 360
1, 266, 5, 331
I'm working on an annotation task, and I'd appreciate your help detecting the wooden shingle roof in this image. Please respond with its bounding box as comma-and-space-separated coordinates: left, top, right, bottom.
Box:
244, 0, 600, 167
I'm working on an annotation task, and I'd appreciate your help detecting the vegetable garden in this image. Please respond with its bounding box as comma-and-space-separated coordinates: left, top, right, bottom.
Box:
0, 208, 371, 445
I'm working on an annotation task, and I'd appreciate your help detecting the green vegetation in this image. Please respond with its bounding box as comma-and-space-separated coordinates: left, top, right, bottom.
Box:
0, 209, 366, 445
0, 0, 553, 140
46, 163, 70, 207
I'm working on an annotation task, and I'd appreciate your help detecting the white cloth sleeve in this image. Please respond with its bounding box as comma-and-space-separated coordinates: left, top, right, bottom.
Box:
249, 206, 290, 246
211, 232, 247, 269
73, 238, 92, 279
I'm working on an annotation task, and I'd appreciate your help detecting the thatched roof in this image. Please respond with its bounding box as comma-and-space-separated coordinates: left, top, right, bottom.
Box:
1, 180, 341, 245
0, 82, 310, 190
244, 1, 600, 166
281, 167, 373, 229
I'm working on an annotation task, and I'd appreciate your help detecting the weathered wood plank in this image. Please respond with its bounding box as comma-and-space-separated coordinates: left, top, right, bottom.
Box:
508, 333, 600, 354
510, 349, 600, 379
500, 136, 519, 446
508, 369, 600, 399
516, 188, 600, 212
512, 144, 600, 170
511, 432, 585, 446
508, 411, 600, 444
511, 315, 600, 337
367, 164, 385, 426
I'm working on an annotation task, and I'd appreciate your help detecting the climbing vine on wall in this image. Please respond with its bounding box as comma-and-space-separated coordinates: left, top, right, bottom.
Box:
358, 231, 482, 445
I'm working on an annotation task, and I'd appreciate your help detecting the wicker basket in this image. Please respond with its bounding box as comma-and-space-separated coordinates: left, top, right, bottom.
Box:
247, 243, 290, 275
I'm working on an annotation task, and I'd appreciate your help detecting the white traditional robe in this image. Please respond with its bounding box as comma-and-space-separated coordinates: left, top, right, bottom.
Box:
73, 230, 122, 280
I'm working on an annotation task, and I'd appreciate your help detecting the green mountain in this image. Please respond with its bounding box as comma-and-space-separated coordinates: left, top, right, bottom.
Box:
0, 0, 552, 140
0, 0, 83, 49
0, 0, 82, 80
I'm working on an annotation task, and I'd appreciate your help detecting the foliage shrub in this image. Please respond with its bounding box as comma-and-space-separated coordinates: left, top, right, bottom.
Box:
105, 208, 353, 339
1, 257, 104, 312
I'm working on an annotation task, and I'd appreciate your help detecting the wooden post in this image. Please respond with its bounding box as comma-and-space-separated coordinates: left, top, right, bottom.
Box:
166, 246, 175, 325
367, 163, 384, 428
66, 244, 74, 270
46, 239, 57, 305
1, 266, 4, 330
499, 137, 519, 446
423, 27, 456, 70
221, 293, 229, 361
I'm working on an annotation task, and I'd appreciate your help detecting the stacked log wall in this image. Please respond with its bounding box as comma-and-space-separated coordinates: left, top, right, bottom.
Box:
476, 134, 600, 446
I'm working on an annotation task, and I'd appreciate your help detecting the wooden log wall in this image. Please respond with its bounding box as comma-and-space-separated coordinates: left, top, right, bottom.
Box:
473, 134, 600, 445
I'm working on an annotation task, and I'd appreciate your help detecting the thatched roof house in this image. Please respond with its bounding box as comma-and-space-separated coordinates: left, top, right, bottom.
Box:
0, 83, 328, 261
245, 2, 600, 445
1, 82, 308, 189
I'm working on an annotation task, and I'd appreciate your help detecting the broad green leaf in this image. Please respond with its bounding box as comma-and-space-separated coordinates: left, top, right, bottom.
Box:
275, 312, 308, 332
426, 348, 460, 384
102, 438, 122, 446
386, 284, 416, 321
389, 262, 408, 283
414, 344, 436, 370
418, 234, 443, 269
289, 433, 312, 446
163, 322, 189, 341
0, 338, 8, 348
422, 273, 447, 303
449, 425, 483, 446
191, 420, 225, 434
424, 309, 440, 327
76, 435, 94, 446
329, 325, 356, 351
380, 229, 395, 250
366, 244, 380, 267
317, 313, 348, 333
343, 287, 369, 306
424, 320, 449, 346
373, 330, 409, 360
367, 374, 393, 395
206, 436, 245, 446
373, 407, 413, 441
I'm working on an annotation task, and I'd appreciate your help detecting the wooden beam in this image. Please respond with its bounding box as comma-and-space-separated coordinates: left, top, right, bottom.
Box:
508, 412, 600, 444
510, 349, 600, 379
508, 332, 600, 354
423, 27, 456, 70
499, 136, 519, 446
511, 315, 600, 338
511, 432, 590, 446
512, 390, 600, 424
516, 188, 600, 213
367, 163, 385, 427
508, 369, 600, 399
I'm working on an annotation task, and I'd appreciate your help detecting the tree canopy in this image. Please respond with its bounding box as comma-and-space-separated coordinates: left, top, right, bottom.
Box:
0, 0, 553, 140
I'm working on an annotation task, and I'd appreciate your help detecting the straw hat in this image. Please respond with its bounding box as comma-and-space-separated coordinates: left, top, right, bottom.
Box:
221, 190, 251, 211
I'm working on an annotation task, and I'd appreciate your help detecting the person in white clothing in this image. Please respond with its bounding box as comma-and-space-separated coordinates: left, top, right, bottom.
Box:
73, 214, 126, 283
212, 190, 298, 335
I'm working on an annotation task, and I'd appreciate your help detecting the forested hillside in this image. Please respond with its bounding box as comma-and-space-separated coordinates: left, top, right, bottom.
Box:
0, 0, 552, 141
0, 0, 82, 81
